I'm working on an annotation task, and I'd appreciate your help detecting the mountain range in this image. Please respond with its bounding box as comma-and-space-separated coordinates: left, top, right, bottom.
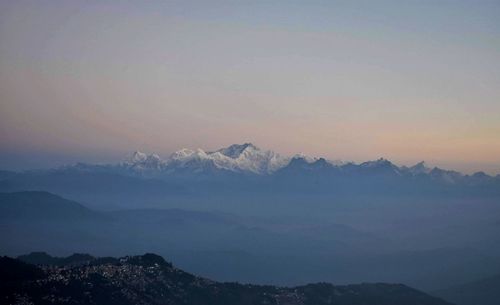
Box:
66, 143, 290, 176
1, 143, 498, 213
50, 143, 497, 183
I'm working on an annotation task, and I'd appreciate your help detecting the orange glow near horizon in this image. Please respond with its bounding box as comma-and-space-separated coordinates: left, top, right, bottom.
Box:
1, 1, 499, 174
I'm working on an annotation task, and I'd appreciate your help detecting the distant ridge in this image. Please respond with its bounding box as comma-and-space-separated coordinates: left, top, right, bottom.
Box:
18, 252, 95, 266
0, 191, 98, 220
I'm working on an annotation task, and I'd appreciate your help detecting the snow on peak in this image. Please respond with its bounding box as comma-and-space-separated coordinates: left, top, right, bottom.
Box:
122, 145, 343, 175
123, 151, 165, 172
167, 148, 209, 165
229, 144, 288, 174
361, 158, 394, 168
169, 148, 195, 160
123, 145, 437, 176
163, 143, 289, 174
217, 143, 258, 159
292, 153, 319, 164
126, 151, 149, 163
409, 161, 431, 174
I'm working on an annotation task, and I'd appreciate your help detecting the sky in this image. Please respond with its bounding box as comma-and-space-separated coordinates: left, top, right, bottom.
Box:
1, 0, 499, 174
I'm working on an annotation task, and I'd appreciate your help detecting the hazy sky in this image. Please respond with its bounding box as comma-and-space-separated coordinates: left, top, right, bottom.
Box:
1, 0, 499, 173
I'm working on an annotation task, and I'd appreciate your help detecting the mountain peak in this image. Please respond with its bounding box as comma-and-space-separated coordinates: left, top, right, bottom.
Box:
122, 151, 165, 173
409, 161, 431, 174
217, 143, 259, 159
67, 144, 488, 178
126, 253, 172, 268
169, 148, 196, 160
292, 153, 318, 163
126, 151, 148, 163
472, 171, 489, 178
125, 151, 161, 163
361, 158, 394, 167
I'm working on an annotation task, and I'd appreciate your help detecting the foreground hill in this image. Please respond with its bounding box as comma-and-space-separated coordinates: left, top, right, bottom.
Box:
432, 274, 500, 305
1, 253, 453, 305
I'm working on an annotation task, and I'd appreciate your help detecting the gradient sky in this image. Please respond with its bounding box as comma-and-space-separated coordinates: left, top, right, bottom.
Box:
1, 0, 499, 173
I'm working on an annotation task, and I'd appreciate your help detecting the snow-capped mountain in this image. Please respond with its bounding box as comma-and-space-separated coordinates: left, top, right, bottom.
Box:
119, 143, 292, 175
357, 158, 402, 176
123, 151, 165, 171
2, 143, 498, 212
408, 161, 431, 175
214, 143, 290, 174
53, 143, 495, 185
